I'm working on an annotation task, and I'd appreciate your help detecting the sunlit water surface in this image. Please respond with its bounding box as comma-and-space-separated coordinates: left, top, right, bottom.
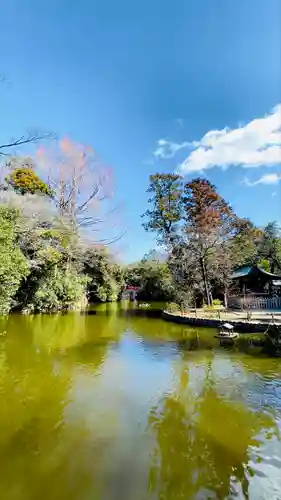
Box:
0, 302, 281, 500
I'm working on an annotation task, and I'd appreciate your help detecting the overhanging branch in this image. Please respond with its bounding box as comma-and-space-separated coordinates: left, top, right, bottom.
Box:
0, 132, 55, 156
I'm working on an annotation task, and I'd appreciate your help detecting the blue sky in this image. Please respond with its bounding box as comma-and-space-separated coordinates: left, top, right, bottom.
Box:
1, 0, 280, 262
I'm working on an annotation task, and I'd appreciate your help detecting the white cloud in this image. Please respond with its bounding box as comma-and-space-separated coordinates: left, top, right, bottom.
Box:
243, 173, 281, 186
178, 104, 281, 174
153, 139, 191, 159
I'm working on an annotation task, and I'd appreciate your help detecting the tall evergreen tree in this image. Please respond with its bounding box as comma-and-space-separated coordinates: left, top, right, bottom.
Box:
142, 173, 183, 245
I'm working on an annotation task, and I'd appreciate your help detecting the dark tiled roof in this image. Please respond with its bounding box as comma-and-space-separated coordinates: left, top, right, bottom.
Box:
230, 266, 252, 279
231, 265, 281, 280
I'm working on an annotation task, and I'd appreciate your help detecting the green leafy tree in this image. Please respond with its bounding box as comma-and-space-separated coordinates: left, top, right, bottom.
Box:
124, 258, 175, 301
227, 219, 261, 268
142, 173, 183, 245
258, 222, 281, 273
167, 240, 204, 308
211, 218, 262, 306
0, 206, 29, 314
258, 259, 270, 272
15, 213, 89, 312
22, 267, 88, 313
83, 248, 125, 302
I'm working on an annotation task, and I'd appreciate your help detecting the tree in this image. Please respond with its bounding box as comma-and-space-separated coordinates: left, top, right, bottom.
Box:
227, 219, 261, 268
182, 178, 237, 305
141, 175, 238, 306
4, 157, 53, 196
124, 258, 175, 301
83, 247, 125, 302
0, 135, 123, 313
21, 267, 88, 313
141, 248, 167, 263
0, 178, 90, 313
142, 173, 183, 245
167, 239, 205, 307
258, 222, 281, 273
36, 138, 118, 242
211, 218, 262, 306
142, 172, 281, 309
0, 206, 29, 314
15, 222, 84, 313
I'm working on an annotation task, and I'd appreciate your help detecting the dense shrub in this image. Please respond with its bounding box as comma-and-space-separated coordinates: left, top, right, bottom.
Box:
165, 302, 181, 313
22, 268, 88, 313
83, 248, 124, 303
212, 298, 223, 306
0, 149, 123, 314
124, 260, 175, 301
0, 207, 29, 315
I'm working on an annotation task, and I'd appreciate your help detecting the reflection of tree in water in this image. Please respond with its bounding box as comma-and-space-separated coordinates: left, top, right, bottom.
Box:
128, 317, 227, 354
0, 313, 125, 500
0, 322, 74, 500
147, 357, 273, 499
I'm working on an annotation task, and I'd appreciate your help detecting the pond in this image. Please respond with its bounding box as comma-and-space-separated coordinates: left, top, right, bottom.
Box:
0, 302, 281, 500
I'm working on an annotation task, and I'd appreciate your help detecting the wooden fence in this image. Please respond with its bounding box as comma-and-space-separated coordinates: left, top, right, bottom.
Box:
228, 294, 281, 310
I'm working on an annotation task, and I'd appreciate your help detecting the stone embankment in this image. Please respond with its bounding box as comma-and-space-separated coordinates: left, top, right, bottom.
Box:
162, 309, 281, 333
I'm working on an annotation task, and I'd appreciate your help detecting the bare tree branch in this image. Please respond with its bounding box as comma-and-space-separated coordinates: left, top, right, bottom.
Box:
0, 132, 56, 156
36, 137, 123, 245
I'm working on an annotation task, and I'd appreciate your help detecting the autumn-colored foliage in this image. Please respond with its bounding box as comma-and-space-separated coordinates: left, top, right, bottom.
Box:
183, 178, 234, 236
6, 166, 52, 196
143, 173, 281, 307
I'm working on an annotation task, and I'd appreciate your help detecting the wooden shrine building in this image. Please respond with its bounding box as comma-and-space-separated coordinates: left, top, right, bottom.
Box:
228, 264, 281, 310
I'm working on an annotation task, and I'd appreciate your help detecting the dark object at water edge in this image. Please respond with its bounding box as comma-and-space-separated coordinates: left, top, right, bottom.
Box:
265, 323, 281, 351
214, 323, 239, 343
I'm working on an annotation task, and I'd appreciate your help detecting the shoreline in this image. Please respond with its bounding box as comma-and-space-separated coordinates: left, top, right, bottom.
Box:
162, 310, 275, 333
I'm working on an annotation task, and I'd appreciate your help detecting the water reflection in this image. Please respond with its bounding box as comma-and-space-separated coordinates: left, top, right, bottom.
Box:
147, 358, 276, 499
0, 307, 280, 499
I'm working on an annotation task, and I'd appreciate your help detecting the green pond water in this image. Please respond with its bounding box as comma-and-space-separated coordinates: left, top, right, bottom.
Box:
0, 302, 281, 500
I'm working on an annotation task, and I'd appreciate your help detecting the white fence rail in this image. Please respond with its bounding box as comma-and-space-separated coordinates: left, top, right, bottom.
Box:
228, 295, 281, 310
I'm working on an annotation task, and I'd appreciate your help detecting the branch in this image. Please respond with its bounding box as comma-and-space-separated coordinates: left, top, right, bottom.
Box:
78, 216, 105, 226
77, 204, 120, 227
77, 184, 101, 212
0, 131, 56, 156
95, 230, 127, 246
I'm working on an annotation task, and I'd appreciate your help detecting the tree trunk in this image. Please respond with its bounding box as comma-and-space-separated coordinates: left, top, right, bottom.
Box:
200, 256, 211, 306
59, 171, 65, 216
224, 288, 228, 309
